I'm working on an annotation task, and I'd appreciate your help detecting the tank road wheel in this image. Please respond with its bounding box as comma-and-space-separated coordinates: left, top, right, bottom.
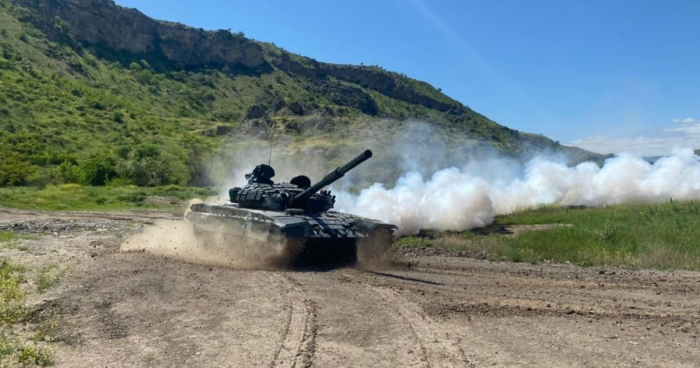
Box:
287, 238, 357, 270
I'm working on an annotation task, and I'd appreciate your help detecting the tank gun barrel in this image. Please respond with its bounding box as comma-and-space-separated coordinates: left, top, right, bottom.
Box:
291, 150, 372, 206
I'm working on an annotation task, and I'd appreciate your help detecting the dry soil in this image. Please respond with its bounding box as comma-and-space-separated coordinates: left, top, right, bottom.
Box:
1, 207, 699, 367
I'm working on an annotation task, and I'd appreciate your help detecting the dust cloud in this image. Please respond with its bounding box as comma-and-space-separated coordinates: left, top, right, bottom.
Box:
121, 202, 297, 269
336, 148, 700, 235
121, 220, 238, 267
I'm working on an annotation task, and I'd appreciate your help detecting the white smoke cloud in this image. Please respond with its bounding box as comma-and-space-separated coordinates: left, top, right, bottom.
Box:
335, 148, 700, 235
213, 123, 700, 237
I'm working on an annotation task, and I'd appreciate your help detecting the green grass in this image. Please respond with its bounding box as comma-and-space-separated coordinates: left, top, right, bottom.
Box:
2, 242, 30, 252
0, 184, 216, 211
0, 232, 15, 243
394, 236, 433, 249
396, 200, 700, 270
0, 231, 34, 251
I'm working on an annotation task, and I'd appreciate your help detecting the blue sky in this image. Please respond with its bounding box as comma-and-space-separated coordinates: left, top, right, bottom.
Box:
115, 0, 700, 156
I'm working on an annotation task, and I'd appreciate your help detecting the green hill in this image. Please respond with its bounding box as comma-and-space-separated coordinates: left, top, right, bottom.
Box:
0, 0, 602, 188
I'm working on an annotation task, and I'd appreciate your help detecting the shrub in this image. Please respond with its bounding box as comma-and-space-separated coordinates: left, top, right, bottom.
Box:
113, 111, 125, 123
84, 54, 98, 67
0, 159, 36, 186
129, 62, 141, 71
138, 69, 154, 84
79, 155, 117, 186
105, 176, 133, 187
87, 97, 105, 110
58, 162, 81, 184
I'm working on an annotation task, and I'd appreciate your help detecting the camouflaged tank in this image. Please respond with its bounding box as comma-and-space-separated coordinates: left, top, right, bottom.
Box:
185, 150, 396, 266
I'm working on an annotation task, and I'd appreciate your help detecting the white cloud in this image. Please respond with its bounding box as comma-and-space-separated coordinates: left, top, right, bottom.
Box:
571, 118, 700, 156
664, 123, 700, 135
672, 118, 698, 124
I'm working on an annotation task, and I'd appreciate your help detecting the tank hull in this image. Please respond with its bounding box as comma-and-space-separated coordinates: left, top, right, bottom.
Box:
185, 203, 396, 267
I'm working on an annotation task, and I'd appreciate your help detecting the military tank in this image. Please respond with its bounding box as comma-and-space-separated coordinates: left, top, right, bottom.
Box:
185, 150, 396, 267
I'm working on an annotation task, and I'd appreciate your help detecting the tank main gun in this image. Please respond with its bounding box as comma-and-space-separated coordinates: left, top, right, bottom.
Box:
290, 150, 373, 207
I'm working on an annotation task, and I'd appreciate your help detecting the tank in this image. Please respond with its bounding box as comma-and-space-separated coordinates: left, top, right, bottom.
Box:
185, 150, 396, 267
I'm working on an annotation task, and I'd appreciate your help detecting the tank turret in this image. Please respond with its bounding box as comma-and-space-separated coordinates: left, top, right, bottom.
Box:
290, 149, 372, 206
228, 150, 373, 213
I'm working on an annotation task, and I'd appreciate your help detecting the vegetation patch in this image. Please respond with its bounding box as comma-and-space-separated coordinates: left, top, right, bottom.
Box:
1, 242, 30, 252
0, 259, 26, 324
0, 231, 36, 251
0, 185, 216, 211
0, 232, 17, 244
394, 236, 433, 249
0, 259, 56, 366
397, 200, 700, 270
36, 264, 63, 293
0, 333, 55, 367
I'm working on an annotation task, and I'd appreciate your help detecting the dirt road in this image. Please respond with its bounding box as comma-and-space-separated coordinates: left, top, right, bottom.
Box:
2, 208, 699, 367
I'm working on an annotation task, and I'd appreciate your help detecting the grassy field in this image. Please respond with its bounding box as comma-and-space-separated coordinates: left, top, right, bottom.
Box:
397, 200, 700, 271
0, 231, 39, 252
0, 259, 55, 366
0, 184, 216, 211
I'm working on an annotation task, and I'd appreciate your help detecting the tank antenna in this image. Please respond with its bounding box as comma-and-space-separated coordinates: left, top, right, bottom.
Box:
267, 122, 275, 166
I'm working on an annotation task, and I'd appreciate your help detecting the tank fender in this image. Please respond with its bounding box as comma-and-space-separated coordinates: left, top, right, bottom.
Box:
272, 217, 312, 238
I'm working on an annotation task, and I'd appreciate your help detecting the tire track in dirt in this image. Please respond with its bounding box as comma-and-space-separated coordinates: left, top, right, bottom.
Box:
406, 267, 700, 324
371, 286, 471, 368
270, 274, 317, 368
363, 263, 700, 324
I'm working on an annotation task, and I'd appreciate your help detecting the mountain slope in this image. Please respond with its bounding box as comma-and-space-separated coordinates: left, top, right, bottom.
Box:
0, 0, 602, 187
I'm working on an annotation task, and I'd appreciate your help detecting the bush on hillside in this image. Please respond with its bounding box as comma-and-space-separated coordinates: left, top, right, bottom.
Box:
114, 144, 188, 186
0, 159, 36, 186
79, 155, 117, 186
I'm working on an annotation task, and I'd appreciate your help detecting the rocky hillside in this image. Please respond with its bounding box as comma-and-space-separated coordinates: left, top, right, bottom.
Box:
0, 0, 602, 187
